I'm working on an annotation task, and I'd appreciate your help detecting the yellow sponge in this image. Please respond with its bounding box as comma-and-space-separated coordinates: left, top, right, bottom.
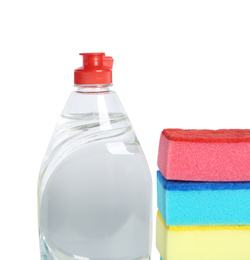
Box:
156, 211, 250, 260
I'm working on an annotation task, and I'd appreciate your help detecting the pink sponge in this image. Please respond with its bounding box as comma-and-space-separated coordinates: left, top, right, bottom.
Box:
158, 129, 250, 181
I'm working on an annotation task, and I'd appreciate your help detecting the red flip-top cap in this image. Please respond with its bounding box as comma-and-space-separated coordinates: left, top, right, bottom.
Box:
74, 53, 113, 85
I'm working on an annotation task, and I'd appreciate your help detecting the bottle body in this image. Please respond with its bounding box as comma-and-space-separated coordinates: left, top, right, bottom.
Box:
38, 86, 152, 260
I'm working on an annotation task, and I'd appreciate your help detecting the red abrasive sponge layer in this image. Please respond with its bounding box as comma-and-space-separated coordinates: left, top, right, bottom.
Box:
158, 129, 250, 181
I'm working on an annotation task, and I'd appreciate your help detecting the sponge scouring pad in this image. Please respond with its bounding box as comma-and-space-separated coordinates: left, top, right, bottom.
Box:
157, 171, 250, 225
156, 211, 250, 260
158, 128, 250, 181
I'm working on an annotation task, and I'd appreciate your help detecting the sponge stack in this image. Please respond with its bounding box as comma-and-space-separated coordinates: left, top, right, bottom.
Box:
156, 129, 250, 260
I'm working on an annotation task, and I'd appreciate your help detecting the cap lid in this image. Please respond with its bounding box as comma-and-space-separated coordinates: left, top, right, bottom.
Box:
74, 53, 113, 85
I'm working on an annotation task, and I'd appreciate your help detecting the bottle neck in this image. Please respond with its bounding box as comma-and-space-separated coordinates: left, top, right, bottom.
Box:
75, 84, 113, 93
62, 83, 127, 120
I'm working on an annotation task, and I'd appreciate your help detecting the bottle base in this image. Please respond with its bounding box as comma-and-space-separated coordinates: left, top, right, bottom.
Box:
41, 254, 150, 260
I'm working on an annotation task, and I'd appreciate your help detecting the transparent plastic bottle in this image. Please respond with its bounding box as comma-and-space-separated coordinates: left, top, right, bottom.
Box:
38, 53, 152, 260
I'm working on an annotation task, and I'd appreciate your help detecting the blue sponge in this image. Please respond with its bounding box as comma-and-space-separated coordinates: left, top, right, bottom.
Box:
157, 171, 250, 225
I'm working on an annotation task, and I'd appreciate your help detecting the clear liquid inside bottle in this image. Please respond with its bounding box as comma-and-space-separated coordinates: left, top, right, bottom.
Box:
38, 86, 152, 260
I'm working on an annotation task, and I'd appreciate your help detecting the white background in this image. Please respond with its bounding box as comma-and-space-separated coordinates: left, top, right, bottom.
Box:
1, 0, 250, 259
